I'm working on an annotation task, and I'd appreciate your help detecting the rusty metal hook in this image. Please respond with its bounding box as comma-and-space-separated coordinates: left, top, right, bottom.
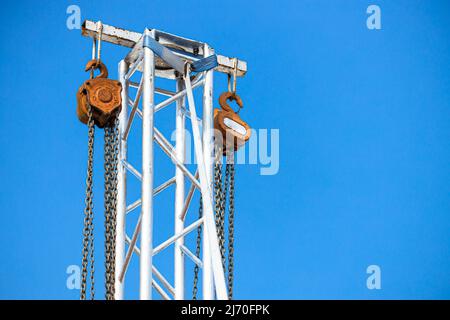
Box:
85, 59, 109, 79
219, 91, 243, 113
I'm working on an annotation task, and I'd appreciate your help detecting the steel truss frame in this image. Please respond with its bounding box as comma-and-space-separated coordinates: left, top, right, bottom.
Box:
81, 21, 247, 300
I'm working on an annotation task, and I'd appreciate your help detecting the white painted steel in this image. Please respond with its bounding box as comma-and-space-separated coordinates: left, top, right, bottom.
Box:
180, 244, 203, 268
140, 29, 155, 300
174, 79, 186, 300
115, 60, 128, 300
179, 171, 199, 221
153, 218, 204, 256
122, 160, 142, 181
153, 128, 201, 190
184, 69, 228, 300
153, 280, 171, 300
82, 20, 247, 77
202, 44, 215, 300
154, 79, 205, 113
124, 75, 143, 140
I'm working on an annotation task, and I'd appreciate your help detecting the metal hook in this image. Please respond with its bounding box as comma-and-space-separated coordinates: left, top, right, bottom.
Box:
219, 91, 243, 114
85, 59, 109, 79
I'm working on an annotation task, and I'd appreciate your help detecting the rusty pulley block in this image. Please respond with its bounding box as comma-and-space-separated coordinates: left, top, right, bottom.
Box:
77, 59, 122, 128
214, 91, 251, 153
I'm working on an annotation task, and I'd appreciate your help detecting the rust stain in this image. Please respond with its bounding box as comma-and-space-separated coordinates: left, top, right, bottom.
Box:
77, 60, 122, 128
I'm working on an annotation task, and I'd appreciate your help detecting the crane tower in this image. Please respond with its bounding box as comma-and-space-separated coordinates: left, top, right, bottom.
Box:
78, 20, 248, 300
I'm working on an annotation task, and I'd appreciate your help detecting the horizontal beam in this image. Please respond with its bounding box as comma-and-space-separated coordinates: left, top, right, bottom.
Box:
153, 218, 204, 256
82, 20, 247, 77
155, 79, 204, 113
125, 177, 176, 214
126, 198, 141, 214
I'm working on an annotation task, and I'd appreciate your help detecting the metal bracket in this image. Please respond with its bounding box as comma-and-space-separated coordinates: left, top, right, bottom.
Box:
191, 54, 218, 72
143, 34, 185, 74
143, 34, 219, 75
82, 20, 246, 78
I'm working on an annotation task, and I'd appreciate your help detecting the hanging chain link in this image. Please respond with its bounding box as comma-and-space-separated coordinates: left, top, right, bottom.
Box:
80, 106, 118, 301
191, 144, 236, 300
81, 102, 95, 300
214, 147, 227, 270
192, 196, 203, 299
104, 115, 119, 300
104, 124, 112, 299
227, 152, 235, 299
110, 116, 119, 295
80, 30, 119, 300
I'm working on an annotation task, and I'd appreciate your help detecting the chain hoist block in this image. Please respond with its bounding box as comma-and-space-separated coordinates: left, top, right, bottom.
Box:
77, 59, 122, 128
214, 92, 251, 154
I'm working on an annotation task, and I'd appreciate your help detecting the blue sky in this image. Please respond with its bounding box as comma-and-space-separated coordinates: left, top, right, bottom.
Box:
0, 0, 449, 299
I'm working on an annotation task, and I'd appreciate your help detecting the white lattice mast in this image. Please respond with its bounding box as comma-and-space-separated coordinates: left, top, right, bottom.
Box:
81, 20, 247, 300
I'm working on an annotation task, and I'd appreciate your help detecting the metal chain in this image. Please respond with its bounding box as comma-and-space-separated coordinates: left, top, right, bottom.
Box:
104, 115, 119, 300
191, 145, 236, 300
192, 145, 227, 299
214, 148, 227, 270
81, 102, 95, 300
192, 196, 203, 299
110, 116, 119, 297
88, 152, 96, 301
227, 152, 235, 299
104, 124, 112, 299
